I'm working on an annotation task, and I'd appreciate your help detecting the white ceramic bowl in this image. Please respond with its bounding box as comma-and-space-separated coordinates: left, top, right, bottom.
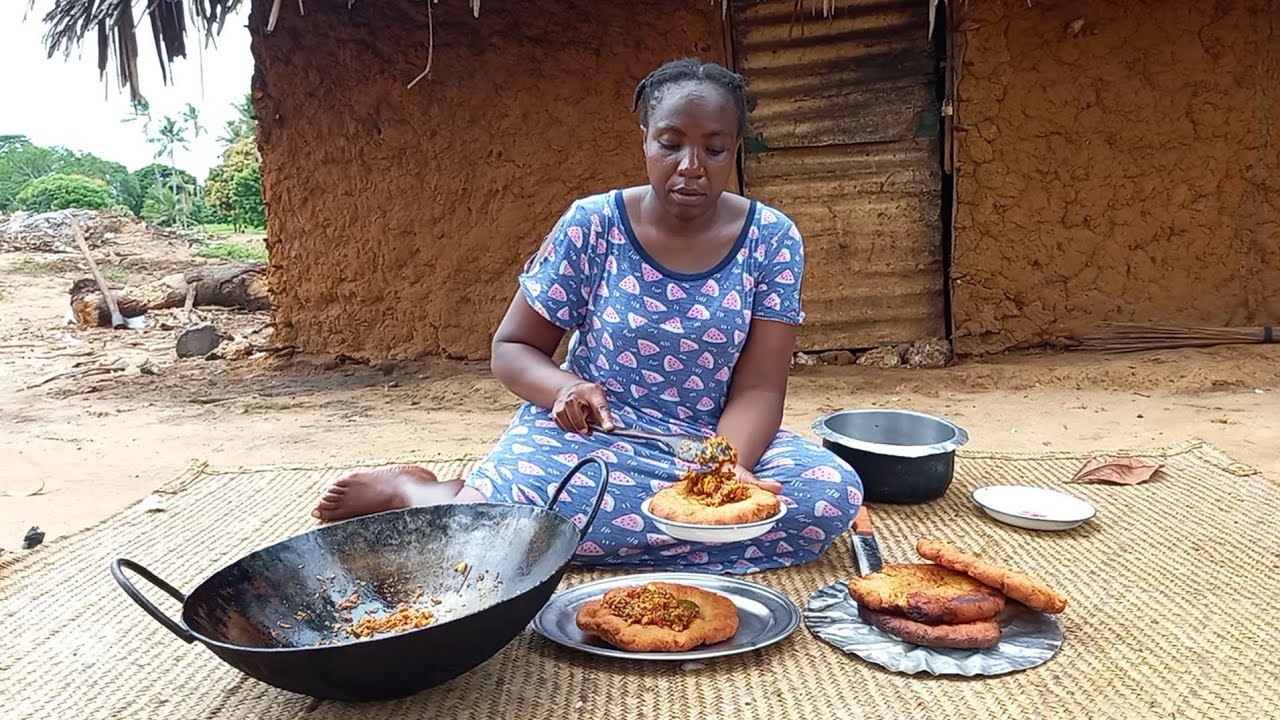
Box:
639, 498, 787, 544
970, 485, 1097, 531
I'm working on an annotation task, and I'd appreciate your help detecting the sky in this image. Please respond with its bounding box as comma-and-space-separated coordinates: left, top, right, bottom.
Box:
1, 2, 254, 180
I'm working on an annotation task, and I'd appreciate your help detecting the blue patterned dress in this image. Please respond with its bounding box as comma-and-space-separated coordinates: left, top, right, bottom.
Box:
467, 190, 863, 574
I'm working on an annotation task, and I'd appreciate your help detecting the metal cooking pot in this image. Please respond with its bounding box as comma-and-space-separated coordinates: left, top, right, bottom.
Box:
812, 409, 969, 504
111, 458, 608, 701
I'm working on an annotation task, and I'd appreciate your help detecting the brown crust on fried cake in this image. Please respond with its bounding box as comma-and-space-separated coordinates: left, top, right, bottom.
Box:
575, 582, 739, 652
857, 605, 1002, 650
916, 539, 1068, 614
648, 482, 780, 525
847, 563, 1006, 624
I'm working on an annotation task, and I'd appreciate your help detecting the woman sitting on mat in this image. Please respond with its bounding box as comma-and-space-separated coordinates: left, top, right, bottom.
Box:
311, 58, 863, 574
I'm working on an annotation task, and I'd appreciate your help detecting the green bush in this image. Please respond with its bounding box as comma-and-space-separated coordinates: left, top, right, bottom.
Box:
196, 240, 268, 262
14, 173, 116, 213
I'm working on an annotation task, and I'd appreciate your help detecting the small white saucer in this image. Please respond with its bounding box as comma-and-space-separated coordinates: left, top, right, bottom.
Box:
640, 499, 787, 544
970, 485, 1096, 531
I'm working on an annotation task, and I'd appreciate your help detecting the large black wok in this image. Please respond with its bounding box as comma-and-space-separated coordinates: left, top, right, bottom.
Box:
111, 458, 608, 701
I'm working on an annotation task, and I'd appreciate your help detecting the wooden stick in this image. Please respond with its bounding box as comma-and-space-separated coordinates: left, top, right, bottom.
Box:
23, 363, 126, 391
0, 479, 49, 498
68, 213, 125, 329
183, 283, 198, 324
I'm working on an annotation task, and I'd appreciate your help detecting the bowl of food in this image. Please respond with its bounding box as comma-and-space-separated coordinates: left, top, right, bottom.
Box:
641, 434, 785, 543
970, 485, 1096, 531
812, 409, 969, 504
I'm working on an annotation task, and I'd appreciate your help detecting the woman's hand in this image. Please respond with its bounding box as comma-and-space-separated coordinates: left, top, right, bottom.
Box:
732, 464, 783, 494
552, 380, 616, 435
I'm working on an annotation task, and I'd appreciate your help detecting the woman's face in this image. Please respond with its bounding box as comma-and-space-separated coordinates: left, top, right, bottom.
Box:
642, 81, 741, 222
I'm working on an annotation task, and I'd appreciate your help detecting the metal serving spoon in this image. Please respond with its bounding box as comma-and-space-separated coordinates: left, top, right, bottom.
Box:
595, 426, 725, 466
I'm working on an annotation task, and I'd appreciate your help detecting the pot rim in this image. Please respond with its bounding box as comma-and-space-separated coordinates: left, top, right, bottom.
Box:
811, 408, 970, 460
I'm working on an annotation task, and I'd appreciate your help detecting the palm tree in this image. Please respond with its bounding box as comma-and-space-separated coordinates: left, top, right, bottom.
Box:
218, 93, 257, 150
145, 116, 199, 227
183, 103, 205, 140
148, 117, 190, 193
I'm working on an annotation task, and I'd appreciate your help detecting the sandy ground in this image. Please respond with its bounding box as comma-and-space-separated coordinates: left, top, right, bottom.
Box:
1, 234, 1277, 553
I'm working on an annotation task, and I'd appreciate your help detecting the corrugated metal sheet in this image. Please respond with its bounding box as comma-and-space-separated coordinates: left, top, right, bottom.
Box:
733, 0, 937, 148
732, 0, 944, 350
746, 139, 943, 349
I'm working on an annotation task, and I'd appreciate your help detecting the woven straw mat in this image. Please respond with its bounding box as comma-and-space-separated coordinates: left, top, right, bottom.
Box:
1, 443, 1278, 720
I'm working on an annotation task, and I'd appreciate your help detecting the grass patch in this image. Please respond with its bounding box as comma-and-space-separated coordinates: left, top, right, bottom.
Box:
103, 266, 125, 282
196, 240, 268, 262
197, 223, 266, 236
7, 256, 73, 276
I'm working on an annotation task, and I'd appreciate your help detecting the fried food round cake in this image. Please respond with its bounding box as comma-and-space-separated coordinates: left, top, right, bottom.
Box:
847, 563, 1006, 624
649, 481, 780, 525
576, 582, 739, 652
648, 442, 780, 525
857, 605, 1002, 650
916, 538, 1068, 614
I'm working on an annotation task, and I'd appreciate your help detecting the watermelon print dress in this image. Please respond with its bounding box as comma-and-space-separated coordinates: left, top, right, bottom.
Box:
466, 190, 863, 575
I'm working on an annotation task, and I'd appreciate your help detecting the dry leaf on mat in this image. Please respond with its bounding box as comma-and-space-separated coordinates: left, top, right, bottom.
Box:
1069, 457, 1161, 485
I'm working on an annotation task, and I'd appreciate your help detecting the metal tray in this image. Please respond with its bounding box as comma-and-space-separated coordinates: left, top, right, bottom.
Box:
805, 581, 1063, 676
532, 572, 801, 661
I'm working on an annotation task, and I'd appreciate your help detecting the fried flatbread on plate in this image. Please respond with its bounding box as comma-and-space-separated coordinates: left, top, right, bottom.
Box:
858, 605, 1002, 650
575, 582, 739, 652
848, 563, 1006, 624
917, 538, 1068, 614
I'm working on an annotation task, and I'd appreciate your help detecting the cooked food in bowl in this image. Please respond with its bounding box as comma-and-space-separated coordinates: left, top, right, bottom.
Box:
648, 435, 781, 526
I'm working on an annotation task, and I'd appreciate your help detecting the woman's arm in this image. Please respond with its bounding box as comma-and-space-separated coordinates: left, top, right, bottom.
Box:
716, 318, 797, 478
491, 292, 616, 433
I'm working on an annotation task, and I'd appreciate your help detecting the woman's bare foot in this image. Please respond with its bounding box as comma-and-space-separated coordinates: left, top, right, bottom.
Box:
311, 464, 483, 522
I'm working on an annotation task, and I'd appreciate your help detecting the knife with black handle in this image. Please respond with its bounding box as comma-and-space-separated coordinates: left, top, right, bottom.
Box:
851, 506, 884, 576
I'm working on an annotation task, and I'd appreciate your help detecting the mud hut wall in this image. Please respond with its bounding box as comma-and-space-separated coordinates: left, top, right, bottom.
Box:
949, 0, 1280, 354
249, 0, 725, 359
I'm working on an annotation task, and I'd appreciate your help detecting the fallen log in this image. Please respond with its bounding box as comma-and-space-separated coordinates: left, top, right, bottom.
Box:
68, 262, 272, 328
139, 261, 272, 311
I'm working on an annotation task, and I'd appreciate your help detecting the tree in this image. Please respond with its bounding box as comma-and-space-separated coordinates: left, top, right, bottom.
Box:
132, 163, 197, 198
218, 93, 257, 149
141, 181, 196, 227
127, 102, 204, 227
0, 137, 56, 211
14, 173, 116, 213
230, 164, 265, 230
203, 136, 259, 229
55, 150, 141, 215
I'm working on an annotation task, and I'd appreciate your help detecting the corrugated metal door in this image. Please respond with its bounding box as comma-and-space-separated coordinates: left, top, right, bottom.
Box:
732, 0, 944, 351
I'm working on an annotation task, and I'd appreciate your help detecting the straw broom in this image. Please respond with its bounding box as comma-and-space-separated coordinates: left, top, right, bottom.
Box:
1076, 322, 1277, 353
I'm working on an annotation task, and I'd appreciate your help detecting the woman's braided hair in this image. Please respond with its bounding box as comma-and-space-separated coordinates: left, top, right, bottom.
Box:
632, 58, 750, 137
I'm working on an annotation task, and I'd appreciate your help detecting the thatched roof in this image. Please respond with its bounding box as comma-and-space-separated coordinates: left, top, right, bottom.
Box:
37, 0, 242, 104
36, 1, 912, 104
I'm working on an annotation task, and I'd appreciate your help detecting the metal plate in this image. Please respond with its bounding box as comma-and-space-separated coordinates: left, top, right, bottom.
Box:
804, 581, 1064, 676
532, 572, 801, 661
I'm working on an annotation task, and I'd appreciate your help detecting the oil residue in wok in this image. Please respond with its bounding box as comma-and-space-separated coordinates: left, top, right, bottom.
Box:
290, 561, 503, 646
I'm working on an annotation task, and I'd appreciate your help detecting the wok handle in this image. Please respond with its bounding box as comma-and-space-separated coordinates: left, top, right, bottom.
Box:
110, 558, 196, 644
547, 456, 610, 541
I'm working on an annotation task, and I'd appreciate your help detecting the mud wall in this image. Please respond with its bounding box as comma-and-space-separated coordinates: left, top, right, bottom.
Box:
249, 0, 724, 359
950, 0, 1280, 353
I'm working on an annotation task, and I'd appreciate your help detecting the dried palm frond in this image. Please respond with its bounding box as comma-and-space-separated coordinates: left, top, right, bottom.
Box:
37, 0, 243, 104
1075, 322, 1277, 354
